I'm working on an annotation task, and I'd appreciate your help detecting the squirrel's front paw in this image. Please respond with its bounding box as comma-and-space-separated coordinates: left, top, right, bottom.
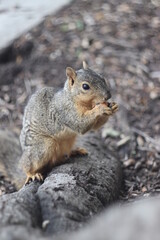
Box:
109, 102, 119, 114
96, 103, 113, 116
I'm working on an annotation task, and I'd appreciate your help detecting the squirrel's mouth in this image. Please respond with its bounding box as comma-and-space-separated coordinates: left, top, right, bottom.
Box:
92, 96, 113, 108
92, 101, 107, 108
94, 101, 114, 108
94, 96, 111, 106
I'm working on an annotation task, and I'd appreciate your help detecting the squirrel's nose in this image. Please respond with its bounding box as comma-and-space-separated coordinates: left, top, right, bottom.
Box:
103, 97, 108, 102
107, 92, 111, 100
103, 92, 111, 101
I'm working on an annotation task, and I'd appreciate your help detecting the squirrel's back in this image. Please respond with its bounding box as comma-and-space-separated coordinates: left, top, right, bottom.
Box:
20, 87, 58, 149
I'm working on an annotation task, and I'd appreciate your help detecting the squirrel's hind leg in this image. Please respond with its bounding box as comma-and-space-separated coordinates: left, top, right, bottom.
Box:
20, 139, 52, 186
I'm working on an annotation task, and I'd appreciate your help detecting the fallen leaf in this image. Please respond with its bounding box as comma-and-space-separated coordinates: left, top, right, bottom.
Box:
123, 158, 136, 167
117, 136, 130, 147
102, 128, 120, 138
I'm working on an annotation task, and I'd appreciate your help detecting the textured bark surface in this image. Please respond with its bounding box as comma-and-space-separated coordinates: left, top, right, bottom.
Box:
0, 130, 122, 238
0, 183, 41, 228
1, 194, 160, 240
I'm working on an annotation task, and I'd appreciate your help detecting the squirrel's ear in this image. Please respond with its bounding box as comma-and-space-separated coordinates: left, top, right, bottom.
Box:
82, 61, 88, 70
66, 67, 77, 86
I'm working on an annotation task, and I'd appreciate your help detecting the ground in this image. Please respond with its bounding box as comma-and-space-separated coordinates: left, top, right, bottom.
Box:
0, 0, 160, 201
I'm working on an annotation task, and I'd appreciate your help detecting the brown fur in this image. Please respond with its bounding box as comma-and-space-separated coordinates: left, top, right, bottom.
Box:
74, 92, 101, 116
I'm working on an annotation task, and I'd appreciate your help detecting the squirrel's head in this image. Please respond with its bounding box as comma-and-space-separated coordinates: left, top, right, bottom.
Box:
65, 61, 111, 109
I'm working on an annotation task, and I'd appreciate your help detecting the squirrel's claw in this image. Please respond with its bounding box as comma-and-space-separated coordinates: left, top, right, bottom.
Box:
25, 173, 44, 185
25, 176, 32, 185
34, 173, 44, 182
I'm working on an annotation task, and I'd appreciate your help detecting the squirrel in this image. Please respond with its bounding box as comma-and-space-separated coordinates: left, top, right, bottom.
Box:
0, 61, 118, 189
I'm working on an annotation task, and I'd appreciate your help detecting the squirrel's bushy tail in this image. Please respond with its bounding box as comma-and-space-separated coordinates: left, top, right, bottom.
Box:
0, 130, 25, 190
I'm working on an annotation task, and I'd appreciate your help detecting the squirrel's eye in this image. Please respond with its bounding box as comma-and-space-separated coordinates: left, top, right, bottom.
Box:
82, 83, 90, 90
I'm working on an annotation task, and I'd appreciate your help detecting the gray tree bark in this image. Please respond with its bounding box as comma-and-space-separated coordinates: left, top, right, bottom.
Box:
0, 130, 122, 239
1, 192, 160, 240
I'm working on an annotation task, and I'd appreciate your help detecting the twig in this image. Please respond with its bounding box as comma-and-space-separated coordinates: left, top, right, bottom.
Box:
132, 127, 160, 150
137, 146, 156, 153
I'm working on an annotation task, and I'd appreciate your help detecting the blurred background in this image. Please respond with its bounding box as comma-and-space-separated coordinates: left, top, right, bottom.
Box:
0, 0, 160, 201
